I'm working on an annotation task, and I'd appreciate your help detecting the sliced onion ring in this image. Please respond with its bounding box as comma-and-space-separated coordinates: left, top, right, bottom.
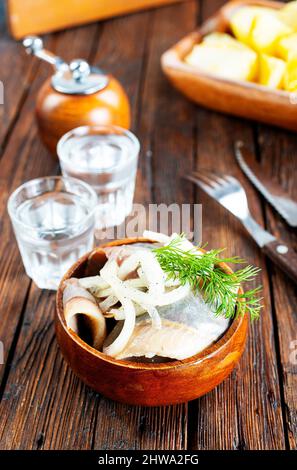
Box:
101, 261, 136, 356
103, 297, 136, 357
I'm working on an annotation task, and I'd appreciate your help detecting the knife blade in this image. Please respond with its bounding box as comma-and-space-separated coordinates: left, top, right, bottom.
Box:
235, 141, 297, 228
186, 170, 297, 284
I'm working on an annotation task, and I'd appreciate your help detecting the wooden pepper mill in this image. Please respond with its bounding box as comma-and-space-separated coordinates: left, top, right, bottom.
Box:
23, 36, 131, 155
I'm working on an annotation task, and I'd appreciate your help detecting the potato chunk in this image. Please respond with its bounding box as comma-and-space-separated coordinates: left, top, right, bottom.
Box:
259, 54, 286, 89
277, 33, 297, 61
230, 6, 275, 45
278, 0, 297, 31
185, 33, 258, 82
250, 11, 292, 55
284, 55, 297, 92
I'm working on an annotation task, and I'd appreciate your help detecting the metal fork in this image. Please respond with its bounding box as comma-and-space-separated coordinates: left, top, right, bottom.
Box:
186, 170, 297, 284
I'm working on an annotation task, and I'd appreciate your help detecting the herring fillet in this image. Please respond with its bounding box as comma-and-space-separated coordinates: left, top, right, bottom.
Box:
115, 319, 211, 360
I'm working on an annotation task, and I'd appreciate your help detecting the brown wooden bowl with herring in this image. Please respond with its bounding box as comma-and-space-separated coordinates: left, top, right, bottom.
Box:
55, 237, 248, 406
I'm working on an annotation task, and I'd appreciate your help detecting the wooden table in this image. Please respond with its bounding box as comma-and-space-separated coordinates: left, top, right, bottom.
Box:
0, 0, 296, 450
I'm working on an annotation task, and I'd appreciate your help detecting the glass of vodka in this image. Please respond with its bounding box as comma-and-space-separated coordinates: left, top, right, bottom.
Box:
7, 176, 97, 290
57, 125, 140, 230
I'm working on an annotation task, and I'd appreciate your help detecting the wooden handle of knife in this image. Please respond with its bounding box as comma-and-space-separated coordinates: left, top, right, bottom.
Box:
262, 240, 297, 284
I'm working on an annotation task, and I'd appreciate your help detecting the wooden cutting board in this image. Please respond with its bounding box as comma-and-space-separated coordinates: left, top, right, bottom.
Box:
7, 0, 185, 39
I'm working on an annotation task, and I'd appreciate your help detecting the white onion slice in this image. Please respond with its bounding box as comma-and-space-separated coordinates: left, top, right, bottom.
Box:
118, 254, 140, 280
101, 261, 136, 356
102, 260, 190, 306
99, 295, 118, 313
168, 233, 202, 256
124, 278, 147, 289
111, 302, 161, 328
63, 279, 95, 304
141, 304, 162, 329
103, 297, 136, 357
110, 303, 146, 320
98, 286, 113, 298
156, 283, 190, 306
78, 275, 109, 290
143, 230, 170, 244
165, 277, 181, 288
119, 250, 166, 296
138, 251, 166, 296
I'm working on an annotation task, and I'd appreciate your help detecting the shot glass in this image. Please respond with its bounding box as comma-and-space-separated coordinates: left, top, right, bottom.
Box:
57, 125, 140, 230
7, 176, 97, 290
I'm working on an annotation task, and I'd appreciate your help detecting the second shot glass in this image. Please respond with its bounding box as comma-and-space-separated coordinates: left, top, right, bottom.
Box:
57, 125, 140, 230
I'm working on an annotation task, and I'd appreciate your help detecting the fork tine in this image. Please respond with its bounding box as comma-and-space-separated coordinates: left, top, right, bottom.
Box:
191, 171, 219, 188
185, 170, 250, 221
191, 169, 226, 188
224, 175, 238, 185
207, 172, 227, 188
188, 169, 242, 195
185, 173, 215, 197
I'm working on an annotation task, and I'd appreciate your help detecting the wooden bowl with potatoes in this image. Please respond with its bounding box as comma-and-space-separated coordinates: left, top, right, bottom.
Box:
161, 0, 297, 132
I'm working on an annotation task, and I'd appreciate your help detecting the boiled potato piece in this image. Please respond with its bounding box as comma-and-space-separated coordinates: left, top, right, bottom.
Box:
203, 32, 249, 49
284, 55, 297, 92
250, 11, 293, 55
278, 1, 297, 31
259, 54, 286, 89
230, 6, 275, 45
185, 37, 258, 82
277, 32, 297, 60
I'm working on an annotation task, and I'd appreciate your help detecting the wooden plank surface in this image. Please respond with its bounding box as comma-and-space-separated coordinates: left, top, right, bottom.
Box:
188, 0, 287, 450
256, 124, 297, 449
0, 23, 99, 385
0, 0, 38, 149
190, 110, 285, 450
0, 0, 296, 450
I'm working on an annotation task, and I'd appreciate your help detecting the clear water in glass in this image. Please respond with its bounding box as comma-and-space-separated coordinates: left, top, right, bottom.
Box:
8, 177, 97, 290
57, 126, 140, 230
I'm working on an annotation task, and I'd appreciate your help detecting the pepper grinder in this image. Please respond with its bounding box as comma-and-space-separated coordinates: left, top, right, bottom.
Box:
23, 36, 131, 155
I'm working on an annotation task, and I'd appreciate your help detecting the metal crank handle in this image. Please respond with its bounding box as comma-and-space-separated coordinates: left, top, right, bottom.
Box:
22, 36, 67, 72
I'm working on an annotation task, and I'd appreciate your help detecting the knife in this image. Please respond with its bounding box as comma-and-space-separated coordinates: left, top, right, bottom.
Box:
186, 169, 297, 284
235, 141, 297, 228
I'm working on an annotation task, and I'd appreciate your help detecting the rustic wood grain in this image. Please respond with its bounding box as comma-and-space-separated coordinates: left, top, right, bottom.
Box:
0, 1, 39, 150
189, 110, 285, 450
262, 239, 297, 284
92, 2, 198, 448
139, 0, 197, 208
185, 0, 287, 450
0, 8, 187, 449
0, 22, 99, 417
0, 283, 102, 450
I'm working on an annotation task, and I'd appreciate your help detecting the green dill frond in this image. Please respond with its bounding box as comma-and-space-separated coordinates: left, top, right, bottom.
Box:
153, 236, 262, 320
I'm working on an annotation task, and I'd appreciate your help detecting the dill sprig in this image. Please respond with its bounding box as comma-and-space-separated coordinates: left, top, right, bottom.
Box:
153, 235, 262, 320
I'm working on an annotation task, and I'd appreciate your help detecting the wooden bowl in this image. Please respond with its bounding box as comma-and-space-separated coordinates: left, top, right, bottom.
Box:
55, 238, 248, 406
161, 0, 297, 132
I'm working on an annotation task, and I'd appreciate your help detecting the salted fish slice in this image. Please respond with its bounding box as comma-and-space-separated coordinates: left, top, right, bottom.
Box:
103, 290, 230, 361
113, 319, 213, 361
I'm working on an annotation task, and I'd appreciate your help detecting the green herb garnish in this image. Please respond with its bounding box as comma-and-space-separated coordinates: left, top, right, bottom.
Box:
153, 235, 262, 320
